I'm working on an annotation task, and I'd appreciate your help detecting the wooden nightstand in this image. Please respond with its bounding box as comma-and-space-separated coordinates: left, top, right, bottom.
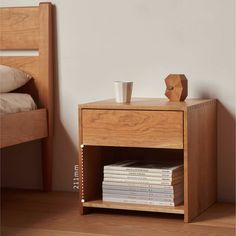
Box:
78, 98, 217, 222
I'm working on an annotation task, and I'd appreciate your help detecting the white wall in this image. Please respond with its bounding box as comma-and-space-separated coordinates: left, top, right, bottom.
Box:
1, 0, 235, 202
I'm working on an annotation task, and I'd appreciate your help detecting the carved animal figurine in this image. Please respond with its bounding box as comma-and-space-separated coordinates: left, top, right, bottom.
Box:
165, 74, 188, 101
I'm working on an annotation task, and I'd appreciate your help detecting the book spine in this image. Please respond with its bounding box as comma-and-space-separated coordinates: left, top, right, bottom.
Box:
102, 197, 179, 206
103, 181, 183, 189
103, 189, 183, 199
104, 170, 183, 178
103, 185, 175, 194
103, 177, 183, 185
103, 194, 183, 203
103, 173, 182, 181
104, 166, 183, 174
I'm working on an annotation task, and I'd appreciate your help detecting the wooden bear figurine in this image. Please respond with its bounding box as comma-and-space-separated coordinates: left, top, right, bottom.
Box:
165, 74, 188, 102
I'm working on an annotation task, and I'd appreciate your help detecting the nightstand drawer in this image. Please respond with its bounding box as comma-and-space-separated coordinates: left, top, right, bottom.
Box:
82, 109, 183, 149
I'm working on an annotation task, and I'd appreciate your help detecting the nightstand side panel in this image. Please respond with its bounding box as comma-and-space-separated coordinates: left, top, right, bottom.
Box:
184, 100, 217, 222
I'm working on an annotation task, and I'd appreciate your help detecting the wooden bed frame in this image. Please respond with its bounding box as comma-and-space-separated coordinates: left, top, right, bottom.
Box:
0, 2, 53, 191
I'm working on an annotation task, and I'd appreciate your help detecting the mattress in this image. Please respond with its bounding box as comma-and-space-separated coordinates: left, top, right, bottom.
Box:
0, 93, 37, 115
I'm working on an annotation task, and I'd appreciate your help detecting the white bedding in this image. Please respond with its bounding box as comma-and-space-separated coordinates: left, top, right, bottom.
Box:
0, 93, 37, 115
0, 64, 32, 93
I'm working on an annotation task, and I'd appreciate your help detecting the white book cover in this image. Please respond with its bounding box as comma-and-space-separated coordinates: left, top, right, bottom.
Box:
103, 197, 183, 206
103, 176, 183, 185
104, 169, 183, 178
104, 160, 183, 174
103, 185, 177, 194
103, 173, 183, 181
103, 189, 183, 199
102, 181, 183, 189
103, 193, 183, 202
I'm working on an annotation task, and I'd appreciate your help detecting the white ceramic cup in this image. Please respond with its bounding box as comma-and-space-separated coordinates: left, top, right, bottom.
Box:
114, 81, 133, 103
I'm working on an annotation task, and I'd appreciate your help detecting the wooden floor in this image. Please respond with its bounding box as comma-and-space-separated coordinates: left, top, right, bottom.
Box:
1, 189, 235, 236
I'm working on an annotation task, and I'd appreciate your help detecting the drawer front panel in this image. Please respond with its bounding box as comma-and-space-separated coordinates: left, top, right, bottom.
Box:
82, 109, 183, 148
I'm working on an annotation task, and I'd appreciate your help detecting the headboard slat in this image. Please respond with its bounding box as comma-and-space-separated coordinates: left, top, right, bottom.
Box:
0, 7, 39, 49
0, 56, 39, 78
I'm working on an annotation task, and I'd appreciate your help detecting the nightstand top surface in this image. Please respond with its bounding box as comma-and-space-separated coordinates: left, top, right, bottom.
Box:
79, 98, 215, 111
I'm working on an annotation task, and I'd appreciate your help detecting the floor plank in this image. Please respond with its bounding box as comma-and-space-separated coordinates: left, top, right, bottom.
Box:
1, 227, 107, 236
193, 203, 235, 229
1, 189, 235, 236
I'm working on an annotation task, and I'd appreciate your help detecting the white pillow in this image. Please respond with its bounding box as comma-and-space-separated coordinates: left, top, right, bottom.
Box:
0, 93, 37, 115
0, 64, 32, 93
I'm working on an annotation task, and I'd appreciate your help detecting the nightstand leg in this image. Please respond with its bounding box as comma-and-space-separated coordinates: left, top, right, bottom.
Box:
80, 205, 92, 215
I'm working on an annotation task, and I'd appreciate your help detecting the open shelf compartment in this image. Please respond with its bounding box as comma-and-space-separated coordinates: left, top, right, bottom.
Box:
80, 145, 184, 215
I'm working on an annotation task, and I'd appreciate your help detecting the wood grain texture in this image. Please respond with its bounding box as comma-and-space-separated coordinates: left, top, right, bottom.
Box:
0, 109, 48, 148
0, 7, 39, 49
82, 146, 103, 202
80, 98, 214, 111
165, 74, 188, 102
0, 56, 39, 79
38, 2, 53, 135
79, 98, 216, 222
82, 109, 183, 148
83, 200, 184, 214
0, 3, 54, 192
184, 100, 217, 222
1, 227, 102, 236
1, 190, 235, 236
39, 2, 54, 192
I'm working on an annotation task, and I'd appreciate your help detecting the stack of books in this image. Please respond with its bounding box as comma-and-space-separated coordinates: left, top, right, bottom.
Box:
102, 160, 184, 206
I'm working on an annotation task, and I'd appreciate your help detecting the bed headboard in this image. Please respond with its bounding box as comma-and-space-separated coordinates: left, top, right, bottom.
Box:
0, 2, 53, 136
